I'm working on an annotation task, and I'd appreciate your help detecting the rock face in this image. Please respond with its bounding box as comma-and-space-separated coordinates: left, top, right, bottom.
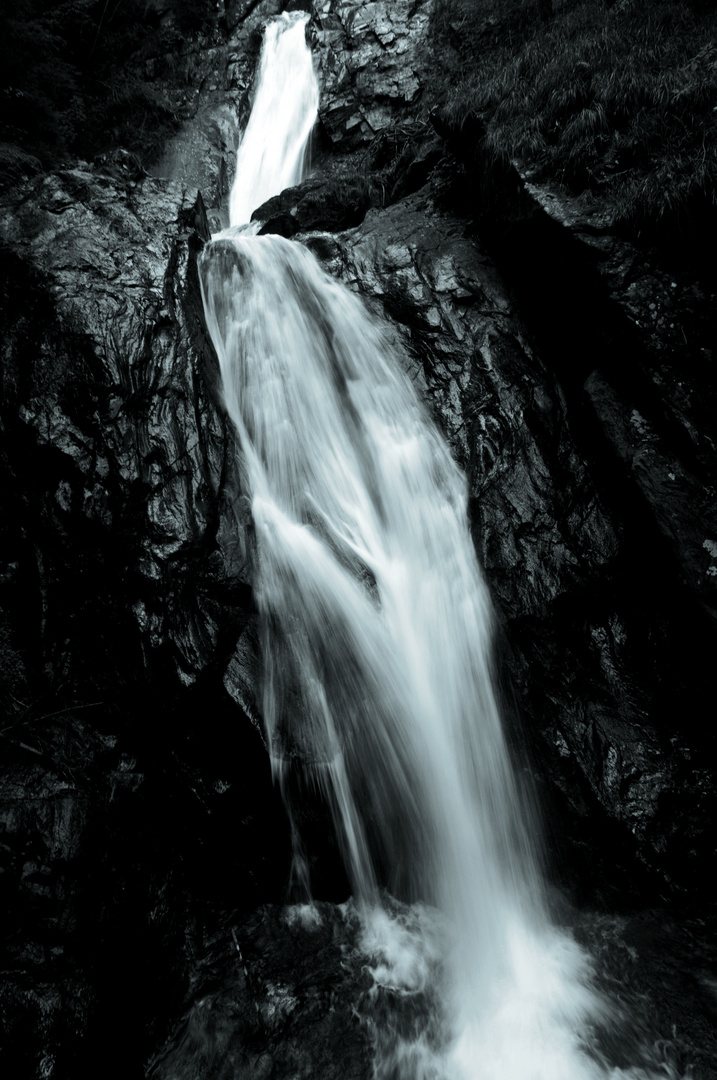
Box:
149, 903, 371, 1080
428, 147, 717, 895
311, 0, 430, 150
489, 169, 717, 631
0, 167, 240, 698
291, 178, 717, 899
0, 165, 291, 1077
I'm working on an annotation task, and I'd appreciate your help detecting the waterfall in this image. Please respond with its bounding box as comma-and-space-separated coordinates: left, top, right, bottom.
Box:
199, 13, 682, 1080
229, 11, 318, 227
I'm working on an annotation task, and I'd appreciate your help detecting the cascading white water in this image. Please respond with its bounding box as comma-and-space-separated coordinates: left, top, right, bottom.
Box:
229, 11, 318, 227
200, 13, 684, 1080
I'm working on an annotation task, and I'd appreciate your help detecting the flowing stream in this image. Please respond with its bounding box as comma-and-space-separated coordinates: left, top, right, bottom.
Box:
199, 12, 683, 1080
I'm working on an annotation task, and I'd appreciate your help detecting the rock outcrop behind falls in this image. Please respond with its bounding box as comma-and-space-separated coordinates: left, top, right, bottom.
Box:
473, 163, 717, 633
0, 168, 243, 699
287, 178, 717, 898
312, 0, 430, 150
0, 166, 291, 1076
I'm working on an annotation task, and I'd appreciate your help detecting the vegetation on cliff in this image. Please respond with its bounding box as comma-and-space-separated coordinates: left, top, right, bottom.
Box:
4, 0, 716, 251
0, 0, 215, 173
431, 0, 717, 244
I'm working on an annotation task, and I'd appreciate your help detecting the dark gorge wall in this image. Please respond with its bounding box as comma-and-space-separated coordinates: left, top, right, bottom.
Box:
1, 1, 717, 1075
0, 165, 291, 1076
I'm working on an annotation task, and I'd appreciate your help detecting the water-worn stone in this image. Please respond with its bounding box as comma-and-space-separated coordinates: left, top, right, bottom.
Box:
253, 176, 373, 235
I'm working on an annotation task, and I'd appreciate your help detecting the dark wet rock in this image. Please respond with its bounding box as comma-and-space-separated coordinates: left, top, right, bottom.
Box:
253, 176, 373, 236
0, 724, 110, 1076
149, 903, 371, 1080
573, 906, 717, 1078
0, 163, 291, 1076
297, 183, 717, 895
0, 703, 288, 1078
312, 0, 431, 151
153, 102, 241, 234
0, 159, 287, 838
586, 371, 717, 624
0, 165, 255, 705
513, 179, 717, 627
433, 126, 717, 633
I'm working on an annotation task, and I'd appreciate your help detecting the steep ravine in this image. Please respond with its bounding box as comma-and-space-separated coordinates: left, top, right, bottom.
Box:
1, 1, 717, 1076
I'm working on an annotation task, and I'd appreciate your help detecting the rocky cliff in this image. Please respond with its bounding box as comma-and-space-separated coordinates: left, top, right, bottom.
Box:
2, 1, 717, 1075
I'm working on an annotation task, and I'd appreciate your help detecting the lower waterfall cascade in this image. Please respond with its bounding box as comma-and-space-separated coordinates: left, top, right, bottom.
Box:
197, 12, 690, 1080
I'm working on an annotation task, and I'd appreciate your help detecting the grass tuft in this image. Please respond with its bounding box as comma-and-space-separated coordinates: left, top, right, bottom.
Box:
429, 0, 717, 240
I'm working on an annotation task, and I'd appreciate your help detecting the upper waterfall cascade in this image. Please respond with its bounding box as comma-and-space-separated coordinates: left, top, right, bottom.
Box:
229, 12, 318, 228
199, 12, 685, 1080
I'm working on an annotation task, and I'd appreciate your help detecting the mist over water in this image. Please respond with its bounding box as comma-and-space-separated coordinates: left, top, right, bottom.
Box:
200, 13, 686, 1080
